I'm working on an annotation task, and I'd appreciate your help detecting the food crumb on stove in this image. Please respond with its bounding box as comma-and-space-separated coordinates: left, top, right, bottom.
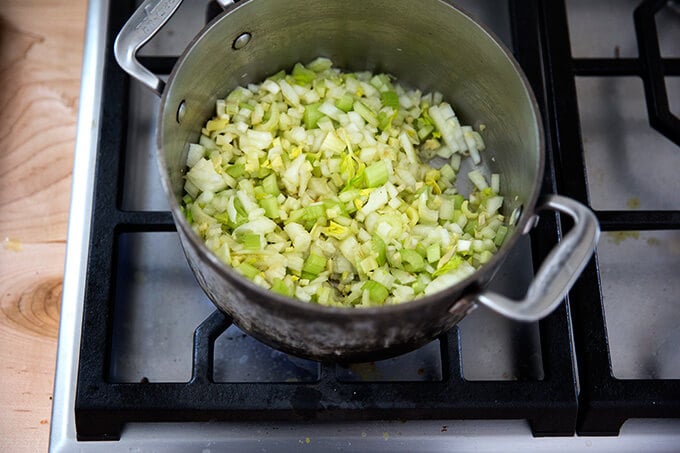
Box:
361, 432, 367, 438
3, 237, 22, 252
441, 425, 448, 432
626, 197, 640, 209
606, 231, 640, 245
305, 437, 311, 444
383, 431, 389, 440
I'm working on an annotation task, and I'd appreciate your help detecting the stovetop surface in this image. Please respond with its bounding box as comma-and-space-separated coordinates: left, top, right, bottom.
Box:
50, 0, 680, 451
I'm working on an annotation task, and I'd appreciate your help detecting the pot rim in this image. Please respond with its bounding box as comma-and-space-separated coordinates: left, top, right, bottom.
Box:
156, 0, 545, 319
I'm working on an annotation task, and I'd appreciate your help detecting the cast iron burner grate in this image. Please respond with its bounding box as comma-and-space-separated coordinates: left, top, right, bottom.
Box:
536, 0, 680, 436
74, 0, 680, 441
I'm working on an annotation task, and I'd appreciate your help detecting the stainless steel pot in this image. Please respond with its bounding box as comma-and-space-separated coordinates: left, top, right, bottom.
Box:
115, 0, 599, 362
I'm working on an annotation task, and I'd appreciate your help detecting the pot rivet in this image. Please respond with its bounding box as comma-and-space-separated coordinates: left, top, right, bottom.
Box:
177, 100, 187, 123
510, 204, 524, 226
233, 32, 252, 50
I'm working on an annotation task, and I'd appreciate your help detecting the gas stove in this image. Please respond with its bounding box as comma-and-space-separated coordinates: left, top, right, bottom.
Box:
50, 0, 680, 451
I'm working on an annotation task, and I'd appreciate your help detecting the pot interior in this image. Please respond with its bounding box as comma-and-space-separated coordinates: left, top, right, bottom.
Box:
159, 0, 542, 277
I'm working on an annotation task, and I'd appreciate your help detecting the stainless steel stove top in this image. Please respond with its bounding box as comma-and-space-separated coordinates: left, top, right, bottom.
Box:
50, 0, 680, 451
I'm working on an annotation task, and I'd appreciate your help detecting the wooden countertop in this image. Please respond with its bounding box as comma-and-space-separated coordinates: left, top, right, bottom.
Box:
0, 1, 87, 451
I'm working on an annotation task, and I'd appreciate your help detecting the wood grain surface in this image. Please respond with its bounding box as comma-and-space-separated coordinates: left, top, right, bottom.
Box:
0, 1, 87, 451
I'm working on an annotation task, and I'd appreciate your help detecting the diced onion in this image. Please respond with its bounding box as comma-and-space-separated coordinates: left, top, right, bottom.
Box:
181, 59, 506, 307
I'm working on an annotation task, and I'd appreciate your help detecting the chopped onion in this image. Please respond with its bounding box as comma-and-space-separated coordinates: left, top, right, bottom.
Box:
181, 59, 506, 307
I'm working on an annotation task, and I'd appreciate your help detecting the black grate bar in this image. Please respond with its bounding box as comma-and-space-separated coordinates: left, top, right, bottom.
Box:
539, 0, 680, 436
77, 321, 577, 439
510, 0, 577, 394
438, 328, 463, 380
538, 0, 590, 204
76, 0, 136, 442
76, 0, 579, 441
578, 381, 680, 436
596, 210, 680, 231
634, 0, 680, 147
191, 310, 231, 384
573, 58, 641, 76
572, 58, 680, 76
115, 210, 176, 231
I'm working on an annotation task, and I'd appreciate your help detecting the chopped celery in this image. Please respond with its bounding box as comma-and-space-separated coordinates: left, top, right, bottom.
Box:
400, 249, 426, 273
370, 74, 392, 91
267, 70, 286, 81
494, 225, 508, 246
307, 57, 333, 72
335, 94, 354, 112
426, 243, 441, 263
463, 219, 477, 236
479, 250, 493, 264
239, 102, 255, 111
468, 170, 488, 190
380, 91, 400, 109
303, 204, 325, 223
242, 233, 263, 250
236, 262, 260, 279
226, 164, 245, 178
415, 243, 428, 258
491, 173, 500, 194
485, 196, 504, 215
259, 196, 280, 219
302, 253, 327, 276
378, 109, 397, 131
292, 63, 316, 85
412, 273, 431, 295
360, 256, 380, 274
182, 58, 507, 307
371, 236, 387, 266
253, 185, 266, 201
187, 143, 206, 167
433, 255, 464, 277
262, 173, 280, 195
226, 86, 251, 104
304, 102, 325, 129
271, 277, 295, 297
233, 197, 248, 218
452, 194, 465, 209
353, 101, 378, 127
362, 280, 389, 304
439, 198, 455, 221
417, 125, 434, 140
364, 161, 388, 188
325, 221, 349, 239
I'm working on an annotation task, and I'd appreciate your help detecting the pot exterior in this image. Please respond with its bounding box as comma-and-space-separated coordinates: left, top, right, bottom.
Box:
157, 0, 543, 361
178, 222, 480, 362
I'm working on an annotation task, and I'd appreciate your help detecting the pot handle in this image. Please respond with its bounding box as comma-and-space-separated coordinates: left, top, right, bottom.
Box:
470, 194, 600, 321
114, 0, 235, 97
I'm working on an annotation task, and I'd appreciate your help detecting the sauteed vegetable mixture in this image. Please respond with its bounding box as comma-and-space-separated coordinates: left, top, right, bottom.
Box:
181, 58, 507, 307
